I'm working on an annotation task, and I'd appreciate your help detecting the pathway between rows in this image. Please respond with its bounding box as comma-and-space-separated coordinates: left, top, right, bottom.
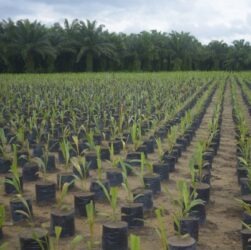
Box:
198, 83, 241, 250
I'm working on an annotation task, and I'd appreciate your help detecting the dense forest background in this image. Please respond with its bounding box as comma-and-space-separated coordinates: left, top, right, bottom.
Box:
1, 19, 251, 73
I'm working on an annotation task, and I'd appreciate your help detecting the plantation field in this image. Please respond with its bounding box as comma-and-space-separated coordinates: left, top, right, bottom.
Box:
0, 72, 251, 250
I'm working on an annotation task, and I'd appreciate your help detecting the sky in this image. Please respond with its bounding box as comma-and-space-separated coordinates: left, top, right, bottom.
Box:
1, 0, 251, 44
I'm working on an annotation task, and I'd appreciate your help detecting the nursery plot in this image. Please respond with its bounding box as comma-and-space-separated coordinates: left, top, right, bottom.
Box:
0, 72, 250, 250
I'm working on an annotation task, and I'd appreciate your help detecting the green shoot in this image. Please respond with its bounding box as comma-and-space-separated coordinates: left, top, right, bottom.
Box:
59, 139, 71, 171
69, 235, 83, 250
57, 182, 71, 211
15, 194, 33, 226
155, 207, 168, 250
96, 146, 102, 180
97, 181, 118, 221
4, 144, 22, 195
0, 205, 5, 228
130, 234, 141, 250
71, 156, 89, 192
156, 138, 164, 162
86, 201, 95, 249
86, 130, 95, 150
121, 161, 134, 202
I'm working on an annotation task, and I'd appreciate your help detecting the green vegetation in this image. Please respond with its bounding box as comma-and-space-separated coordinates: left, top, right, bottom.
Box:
1, 19, 251, 72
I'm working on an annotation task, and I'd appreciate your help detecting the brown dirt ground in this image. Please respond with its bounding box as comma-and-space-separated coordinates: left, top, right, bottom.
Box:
0, 83, 245, 250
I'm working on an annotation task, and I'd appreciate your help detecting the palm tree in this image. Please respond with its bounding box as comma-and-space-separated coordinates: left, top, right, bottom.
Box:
9, 19, 56, 72
206, 40, 228, 70
225, 40, 251, 70
48, 20, 79, 72
0, 19, 16, 71
167, 31, 200, 70
123, 33, 141, 71
76, 20, 116, 72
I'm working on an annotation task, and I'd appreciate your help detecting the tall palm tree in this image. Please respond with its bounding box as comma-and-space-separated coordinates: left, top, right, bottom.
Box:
123, 33, 141, 71
206, 40, 228, 70
0, 19, 17, 71
225, 40, 251, 70
48, 20, 78, 72
167, 31, 200, 70
9, 19, 56, 72
76, 20, 116, 72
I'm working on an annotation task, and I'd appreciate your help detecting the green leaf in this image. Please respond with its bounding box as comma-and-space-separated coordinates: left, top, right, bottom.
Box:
70, 235, 83, 250
130, 234, 141, 250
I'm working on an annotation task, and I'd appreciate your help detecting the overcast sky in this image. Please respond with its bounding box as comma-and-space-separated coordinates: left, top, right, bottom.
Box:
1, 0, 251, 44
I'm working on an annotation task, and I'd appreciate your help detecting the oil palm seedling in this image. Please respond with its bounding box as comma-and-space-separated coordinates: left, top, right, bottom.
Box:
131, 121, 143, 151
161, 126, 178, 172
132, 153, 154, 211
8, 174, 33, 224
86, 130, 96, 150
33, 156, 56, 204
58, 138, 75, 189
50, 182, 75, 238
98, 182, 129, 250
153, 138, 169, 181
71, 135, 89, 177
121, 161, 144, 228
138, 152, 161, 195
0, 128, 12, 173
16, 127, 26, 148
89, 145, 110, 201
98, 183, 119, 221
189, 142, 211, 204
167, 126, 179, 154
105, 144, 123, 187
71, 156, 94, 217
173, 180, 204, 240
4, 144, 23, 195
59, 138, 72, 169
155, 207, 168, 250
16, 194, 50, 250
85, 201, 97, 250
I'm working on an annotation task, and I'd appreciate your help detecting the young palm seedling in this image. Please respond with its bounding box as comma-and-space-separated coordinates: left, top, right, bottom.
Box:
86, 130, 96, 151
33, 156, 56, 204
131, 121, 143, 151
98, 182, 129, 250
98, 182, 119, 221
121, 161, 144, 228
153, 138, 169, 181
34, 225, 82, 250
72, 135, 89, 177
106, 144, 123, 187
189, 142, 211, 204
161, 126, 179, 172
173, 180, 204, 240
58, 138, 75, 189
71, 156, 94, 217
0, 128, 12, 173
132, 153, 154, 211
140, 152, 161, 195
16, 194, 51, 250
155, 207, 168, 250
50, 182, 75, 238
85, 201, 97, 250
167, 126, 178, 154
4, 145, 34, 223
89, 146, 110, 201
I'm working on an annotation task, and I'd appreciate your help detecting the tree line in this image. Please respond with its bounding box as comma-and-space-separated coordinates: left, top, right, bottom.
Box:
0, 18, 251, 73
